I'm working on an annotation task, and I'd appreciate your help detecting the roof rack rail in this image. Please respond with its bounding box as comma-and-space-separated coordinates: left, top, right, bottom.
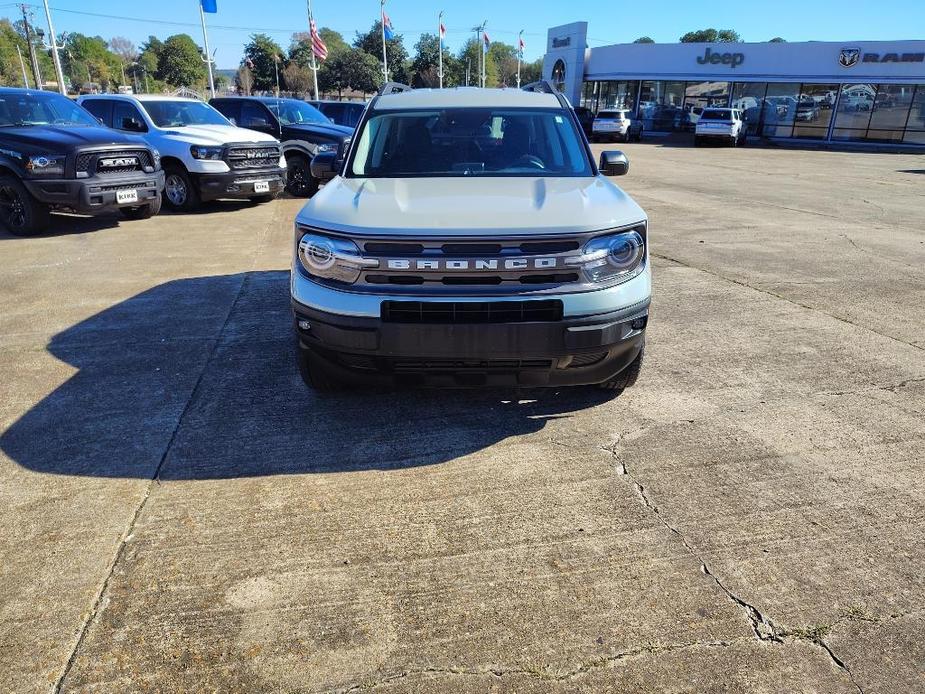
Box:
378, 82, 413, 96
521, 80, 559, 94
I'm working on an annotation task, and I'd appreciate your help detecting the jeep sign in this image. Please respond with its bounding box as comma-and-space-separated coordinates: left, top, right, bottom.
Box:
697, 47, 745, 68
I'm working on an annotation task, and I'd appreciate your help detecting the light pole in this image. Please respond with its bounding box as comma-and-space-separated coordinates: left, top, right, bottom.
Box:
200, 49, 217, 96
41, 0, 67, 95
16, 46, 28, 88
380, 0, 389, 84
437, 11, 444, 89
306, 0, 319, 100
273, 54, 280, 96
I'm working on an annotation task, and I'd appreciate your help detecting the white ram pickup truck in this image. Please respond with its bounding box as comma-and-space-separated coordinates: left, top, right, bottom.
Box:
78, 94, 286, 211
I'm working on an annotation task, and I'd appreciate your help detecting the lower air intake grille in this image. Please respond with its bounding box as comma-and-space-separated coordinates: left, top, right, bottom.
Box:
381, 300, 563, 324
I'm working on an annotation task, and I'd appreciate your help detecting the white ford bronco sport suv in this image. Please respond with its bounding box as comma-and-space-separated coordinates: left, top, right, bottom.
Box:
292, 82, 650, 392
78, 94, 286, 211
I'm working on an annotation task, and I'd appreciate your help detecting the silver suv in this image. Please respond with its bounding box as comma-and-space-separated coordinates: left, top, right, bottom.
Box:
291, 82, 650, 392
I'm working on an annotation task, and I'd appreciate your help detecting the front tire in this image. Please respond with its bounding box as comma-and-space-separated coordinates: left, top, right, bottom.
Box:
598, 345, 644, 394
0, 176, 50, 236
286, 154, 318, 198
119, 193, 163, 220
296, 342, 342, 391
163, 165, 200, 212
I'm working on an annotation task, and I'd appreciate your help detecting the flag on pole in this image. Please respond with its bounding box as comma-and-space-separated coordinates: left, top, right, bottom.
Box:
310, 19, 328, 61
439, 22, 446, 47
518, 35, 525, 56
382, 10, 395, 40
482, 31, 490, 54
201, 0, 217, 13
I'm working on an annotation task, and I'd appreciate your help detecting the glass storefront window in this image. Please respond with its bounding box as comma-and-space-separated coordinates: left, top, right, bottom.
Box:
865, 84, 916, 142
760, 83, 801, 137
639, 80, 685, 131
580, 81, 639, 115
791, 84, 838, 138
903, 86, 925, 144
832, 83, 875, 140
731, 83, 768, 135
683, 81, 730, 131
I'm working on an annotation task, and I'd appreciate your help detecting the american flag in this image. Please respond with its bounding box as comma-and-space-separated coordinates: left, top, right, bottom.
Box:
439, 22, 446, 47
310, 19, 328, 61
518, 35, 525, 56
482, 31, 490, 53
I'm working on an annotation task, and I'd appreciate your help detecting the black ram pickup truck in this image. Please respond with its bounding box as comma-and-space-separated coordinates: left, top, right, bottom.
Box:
0, 88, 164, 236
210, 96, 351, 198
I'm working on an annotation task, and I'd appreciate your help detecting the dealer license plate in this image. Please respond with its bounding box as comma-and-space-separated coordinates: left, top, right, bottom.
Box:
253, 181, 270, 193
116, 189, 138, 204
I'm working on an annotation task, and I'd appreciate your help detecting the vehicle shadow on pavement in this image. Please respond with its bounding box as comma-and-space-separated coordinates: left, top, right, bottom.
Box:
0, 271, 613, 480
0, 212, 122, 240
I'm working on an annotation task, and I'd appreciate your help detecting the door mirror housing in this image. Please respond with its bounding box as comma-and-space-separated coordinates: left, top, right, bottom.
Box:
599, 150, 629, 176
310, 151, 338, 181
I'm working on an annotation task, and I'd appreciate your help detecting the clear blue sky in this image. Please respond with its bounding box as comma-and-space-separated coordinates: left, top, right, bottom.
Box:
8, 0, 924, 69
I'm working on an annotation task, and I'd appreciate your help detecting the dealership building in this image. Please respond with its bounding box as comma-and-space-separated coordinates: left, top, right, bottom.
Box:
543, 22, 925, 145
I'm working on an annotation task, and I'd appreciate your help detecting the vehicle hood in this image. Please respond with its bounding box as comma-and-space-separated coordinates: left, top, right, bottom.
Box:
285, 121, 353, 140
298, 176, 647, 237
0, 125, 147, 152
157, 124, 278, 145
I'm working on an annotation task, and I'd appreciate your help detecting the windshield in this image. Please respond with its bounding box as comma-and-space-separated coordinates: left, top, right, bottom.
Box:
597, 111, 619, 119
701, 110, 732, 121
141, 100, 229, 127
349, 108, 592, 178
0, 92, 99, 128
263, 100, 329, 125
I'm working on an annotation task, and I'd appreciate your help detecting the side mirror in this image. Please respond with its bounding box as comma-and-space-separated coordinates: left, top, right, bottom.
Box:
310, 151, 338, 181
599, 150, 629, 176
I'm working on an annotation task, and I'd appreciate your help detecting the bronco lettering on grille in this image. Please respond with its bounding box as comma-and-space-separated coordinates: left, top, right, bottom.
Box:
386, 258, 560, 271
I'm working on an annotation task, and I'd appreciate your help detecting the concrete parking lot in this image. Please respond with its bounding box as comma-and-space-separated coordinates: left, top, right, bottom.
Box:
1, 142, 923, 693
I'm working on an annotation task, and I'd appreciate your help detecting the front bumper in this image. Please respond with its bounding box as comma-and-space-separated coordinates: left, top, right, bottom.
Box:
194, 166, 286, 201
293, 299, 648, 387
23, 171, 164, 214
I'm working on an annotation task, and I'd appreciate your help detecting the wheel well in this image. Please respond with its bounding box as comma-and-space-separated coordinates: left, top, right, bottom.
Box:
0, 164, 20, 180
283, 147, 311, 162
159, 156, 187, 172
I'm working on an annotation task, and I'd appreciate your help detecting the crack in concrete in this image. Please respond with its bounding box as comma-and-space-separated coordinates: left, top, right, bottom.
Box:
50, 273, 253, 694
604, 440, 866, 694
328, 637, 745, 692
824, 376, 925, 397
651, 251, 924, 354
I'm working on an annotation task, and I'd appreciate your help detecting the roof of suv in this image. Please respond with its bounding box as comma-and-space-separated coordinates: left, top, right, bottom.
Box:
81, 94, 201, 103
374, 87, 561, 111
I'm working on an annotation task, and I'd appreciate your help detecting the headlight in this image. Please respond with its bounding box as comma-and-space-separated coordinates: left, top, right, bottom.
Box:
566, 227, 646, 285
151, 149, 162, 168
25, 154, 66, 177
315, 143, 338, 154
190, 145, 223, 160
298, 231, 377, 284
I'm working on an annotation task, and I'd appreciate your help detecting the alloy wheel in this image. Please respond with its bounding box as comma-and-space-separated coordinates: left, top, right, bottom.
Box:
0, 185, 27, 231
165, 174, 188, 207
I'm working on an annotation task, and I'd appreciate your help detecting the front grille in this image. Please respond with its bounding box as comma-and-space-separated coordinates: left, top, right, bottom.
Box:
391, 358, 553, 372
76, 150, 152, 175
381, 300, 563, 324
226, 145, 282, 170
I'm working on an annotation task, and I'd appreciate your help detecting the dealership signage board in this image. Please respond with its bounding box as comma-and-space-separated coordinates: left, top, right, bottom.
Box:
579, 39, 925, 83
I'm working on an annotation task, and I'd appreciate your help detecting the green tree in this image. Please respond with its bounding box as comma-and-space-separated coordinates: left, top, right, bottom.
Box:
633, 36, 655, 44
410, 32, 458, 87
0, 19, 32, 87
456, 37, 498, 87
62, 34, 123, 89
156, 34, 205, 88
243, 33, 285, 92
282, 62, 313, 94
769, 37, 786, 43
354, 21, 409, 84
290, 28, 348, 68
679, 28, 742, 43
488, 42, 519, 87
11, 18, 55, 88
321, 47, 380, 96
519, 57, 543, 85
235, 65, 254, 95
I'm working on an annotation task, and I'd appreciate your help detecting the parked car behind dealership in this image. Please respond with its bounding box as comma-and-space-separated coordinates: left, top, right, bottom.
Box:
79, 94, 285, 211
694, 108, 747, 146
212, 97, 352, 197
307, 100, 366, 129
592, 110, 643, 142
0, 88, 163, 235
